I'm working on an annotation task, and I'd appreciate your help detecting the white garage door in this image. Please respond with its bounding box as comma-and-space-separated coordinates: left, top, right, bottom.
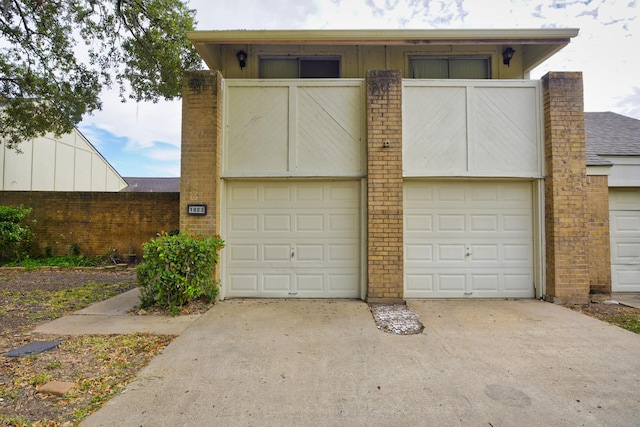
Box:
610, 188, 640, 292
404, 181, 535, 298
225, 181, 361, 298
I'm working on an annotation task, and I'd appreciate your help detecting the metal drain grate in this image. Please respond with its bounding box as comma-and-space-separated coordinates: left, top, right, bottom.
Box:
4, 341, 61, 357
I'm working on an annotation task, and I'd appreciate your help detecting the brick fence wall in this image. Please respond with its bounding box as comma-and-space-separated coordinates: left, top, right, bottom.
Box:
0, 192, 179, 259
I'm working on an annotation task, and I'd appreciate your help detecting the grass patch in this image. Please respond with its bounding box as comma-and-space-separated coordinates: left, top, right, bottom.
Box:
0, 254, 108, 268
1, 281, 133, 321
607, 314, 640, 334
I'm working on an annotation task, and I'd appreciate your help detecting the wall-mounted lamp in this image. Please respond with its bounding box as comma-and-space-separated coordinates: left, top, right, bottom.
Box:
502, 47, 515, 67
236, 50, 247, 69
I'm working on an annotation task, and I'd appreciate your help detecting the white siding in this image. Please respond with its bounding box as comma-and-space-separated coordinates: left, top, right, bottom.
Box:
1, 129, 127, 191
403, 80, 542, 178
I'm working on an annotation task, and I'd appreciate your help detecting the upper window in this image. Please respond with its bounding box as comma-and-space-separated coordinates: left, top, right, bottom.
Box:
410, 58, 490, 79
260, 57, 341, 78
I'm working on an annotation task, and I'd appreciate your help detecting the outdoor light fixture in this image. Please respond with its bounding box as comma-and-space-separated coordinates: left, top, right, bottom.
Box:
237, 50, 247, 69
502, 47, 515, 67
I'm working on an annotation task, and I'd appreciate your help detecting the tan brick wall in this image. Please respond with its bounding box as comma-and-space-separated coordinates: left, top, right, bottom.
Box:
0, 191, 179, 259
180, 71, 223, 237
542, 72, 590, 304
586, 175, 612, 295
366, 70, 404, 304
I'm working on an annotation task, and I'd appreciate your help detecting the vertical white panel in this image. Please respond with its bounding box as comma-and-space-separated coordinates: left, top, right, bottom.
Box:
472, 87, 539, 174
32, 138, 56, 190
4, 140, 33, 190
226, 86, 290, 173
75, 149, 92, 191
403, 86, 468, 174
296, 86, 363, 174
54, 143, 75, 190
91, 153, 107, 191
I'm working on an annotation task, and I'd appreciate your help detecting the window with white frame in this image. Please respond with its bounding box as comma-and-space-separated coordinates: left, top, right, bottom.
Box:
259, 57, 341, 78
409, 57, 490, 79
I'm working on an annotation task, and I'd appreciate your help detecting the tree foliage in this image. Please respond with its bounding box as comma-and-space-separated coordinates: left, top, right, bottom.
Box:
0, 0, 202, 149
0, 205, 35, 261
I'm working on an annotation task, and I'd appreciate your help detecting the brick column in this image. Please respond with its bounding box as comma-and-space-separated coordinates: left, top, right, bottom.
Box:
586, 174, 612, 296
366, 70, 404, 304
180, 71, 223, 237
542, 72, 589, 304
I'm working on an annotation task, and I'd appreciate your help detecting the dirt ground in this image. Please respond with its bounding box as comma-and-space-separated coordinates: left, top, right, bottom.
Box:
0, 268, 174, 426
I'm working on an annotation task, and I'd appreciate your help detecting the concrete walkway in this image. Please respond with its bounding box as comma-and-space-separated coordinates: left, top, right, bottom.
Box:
76, 298, 640, 427
35, 288, 201, 336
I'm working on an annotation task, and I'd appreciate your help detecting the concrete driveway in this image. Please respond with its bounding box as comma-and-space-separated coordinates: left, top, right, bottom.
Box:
82, 299, 640, 427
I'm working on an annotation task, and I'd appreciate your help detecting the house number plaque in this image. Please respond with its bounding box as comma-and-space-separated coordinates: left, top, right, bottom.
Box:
187, 204, 207, 216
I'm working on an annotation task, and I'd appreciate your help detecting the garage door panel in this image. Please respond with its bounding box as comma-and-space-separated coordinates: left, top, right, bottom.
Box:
297, 275, 324, 292
613, 215, 640, 233
406, 274, 434, 291
406, 214, 433, 232
504, 214, 531, 232
226, 181, 361, 298
471, 275, 499, 291
229, 275, 259, 292
264, 275, 291, 291
263, 245, 291, 262
503, 244, 531, 262
470, 244, 498, 261
437, 215, 466, 231
404, 180, 534, 298
504, 274, 533, 291
439, 275, 466, 291
229, 214, 259, 232
229, 244, 259, 262
614, 242, 640, 261
263, 214, 291, 231
470, 215, 498, 231
296, 214, 324, 231
406, 244, 433, 262
438, 245, 466, 261
613, 268, 640, 291
296, 245, 324, 262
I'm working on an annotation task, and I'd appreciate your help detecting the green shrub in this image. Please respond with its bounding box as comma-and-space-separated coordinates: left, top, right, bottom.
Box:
136, 232, 224, 311
0, 205, 35, 262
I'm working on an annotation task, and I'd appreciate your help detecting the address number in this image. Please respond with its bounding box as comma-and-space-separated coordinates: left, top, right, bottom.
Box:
187, 204, 207, 216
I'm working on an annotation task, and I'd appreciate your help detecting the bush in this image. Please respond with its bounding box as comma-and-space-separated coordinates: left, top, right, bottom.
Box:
0, 205, 35, 262
136, 232, 224, 311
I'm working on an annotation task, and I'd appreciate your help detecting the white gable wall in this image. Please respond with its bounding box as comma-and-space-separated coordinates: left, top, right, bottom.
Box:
1, 129, 127, 192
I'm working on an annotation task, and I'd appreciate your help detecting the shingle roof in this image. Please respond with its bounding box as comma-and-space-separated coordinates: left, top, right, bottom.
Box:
585, 112, 640, 166
121, 177, 180, 192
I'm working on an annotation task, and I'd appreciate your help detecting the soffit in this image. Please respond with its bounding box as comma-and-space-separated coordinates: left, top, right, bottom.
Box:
188, 28, 578, 73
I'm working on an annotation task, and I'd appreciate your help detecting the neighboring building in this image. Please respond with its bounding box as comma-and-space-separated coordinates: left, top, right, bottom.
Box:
122, 177, 180, 192
585, 112, 640, 293
179, 28, 595, 304
0, 128, 127, 191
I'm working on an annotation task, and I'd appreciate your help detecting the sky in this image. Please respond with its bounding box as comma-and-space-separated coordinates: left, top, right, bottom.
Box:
79, 0, 640, 178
